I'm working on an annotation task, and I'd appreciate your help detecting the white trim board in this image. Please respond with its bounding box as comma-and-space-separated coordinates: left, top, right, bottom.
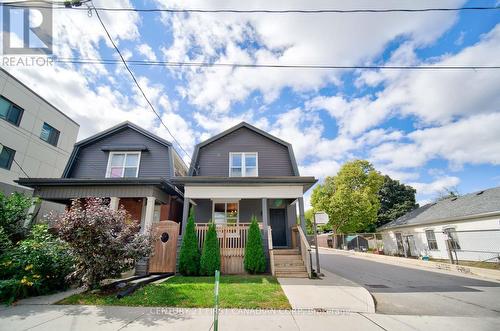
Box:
185, 185, 303, 199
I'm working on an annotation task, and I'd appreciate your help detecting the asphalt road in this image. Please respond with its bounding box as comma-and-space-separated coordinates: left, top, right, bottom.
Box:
318, 249, 500, 316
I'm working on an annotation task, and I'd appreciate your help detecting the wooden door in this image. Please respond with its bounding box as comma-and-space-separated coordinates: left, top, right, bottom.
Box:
270, 209, 287, 247
149, 221, 179, 273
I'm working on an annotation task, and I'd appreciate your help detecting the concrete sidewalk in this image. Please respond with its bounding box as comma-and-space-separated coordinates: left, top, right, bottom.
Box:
278, 270, 375, 313
1, 304, 499, 331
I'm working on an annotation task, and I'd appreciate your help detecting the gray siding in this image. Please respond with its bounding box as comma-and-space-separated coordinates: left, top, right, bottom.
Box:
67, 128, 172, 179
195, 127, 294, 176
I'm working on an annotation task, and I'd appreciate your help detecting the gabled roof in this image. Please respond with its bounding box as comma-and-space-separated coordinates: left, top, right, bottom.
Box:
378, 186, 500, 231
62, 121, 176, 177
188, 122, 300, 176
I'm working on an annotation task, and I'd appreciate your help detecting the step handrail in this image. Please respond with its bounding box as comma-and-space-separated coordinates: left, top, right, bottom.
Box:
267, 226, 275, 276
296, 226, 313, 278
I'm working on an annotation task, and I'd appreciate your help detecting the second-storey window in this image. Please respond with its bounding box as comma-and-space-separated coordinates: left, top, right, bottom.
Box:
0, 145, 16, 170
40, 122, 60, 147
106, 152, 141, 178
229, 152, 258, 177
0, 96, 23, 126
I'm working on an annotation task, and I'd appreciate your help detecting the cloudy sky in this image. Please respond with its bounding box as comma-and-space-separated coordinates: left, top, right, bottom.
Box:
2, 0, 500, 208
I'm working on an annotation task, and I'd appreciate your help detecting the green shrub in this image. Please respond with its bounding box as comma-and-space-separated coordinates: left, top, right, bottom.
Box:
0, 224, 74, 304
0, 227, 11, 255
200, 222, 220, 276
0, 191, 39, 242
244, 216, 266, 274
178, 207, 200, 276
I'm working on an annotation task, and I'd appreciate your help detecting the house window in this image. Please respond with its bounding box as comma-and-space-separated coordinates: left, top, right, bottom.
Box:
213, 201, 239, 225
40, 122, 60, 147
106, 152, 141, 178
395, 232, 404, 253
229, 152, 258, 177
444, 228, 461, 250
0, 96, 23, 126
425, 230, 438, 250
0, 145, 15, 170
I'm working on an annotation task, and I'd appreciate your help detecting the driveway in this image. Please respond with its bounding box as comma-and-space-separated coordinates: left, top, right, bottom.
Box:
318, 249, 500, 316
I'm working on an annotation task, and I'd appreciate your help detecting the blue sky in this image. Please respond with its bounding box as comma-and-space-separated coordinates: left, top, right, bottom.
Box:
3, 0, 500, 208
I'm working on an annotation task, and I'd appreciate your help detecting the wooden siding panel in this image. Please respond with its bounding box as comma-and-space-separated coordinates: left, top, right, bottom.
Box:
68, 128, 172, 179
195, 127, 294, 176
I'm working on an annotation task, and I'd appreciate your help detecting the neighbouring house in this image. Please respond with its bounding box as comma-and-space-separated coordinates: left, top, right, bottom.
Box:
173, 122, 317, 277
17, 121, 187, 273
378, 187, 500, 263
0, 68, 79, 219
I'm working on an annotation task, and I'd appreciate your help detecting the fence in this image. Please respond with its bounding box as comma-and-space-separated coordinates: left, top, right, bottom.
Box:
317, 229, 500, 267
195, 223, 256, 274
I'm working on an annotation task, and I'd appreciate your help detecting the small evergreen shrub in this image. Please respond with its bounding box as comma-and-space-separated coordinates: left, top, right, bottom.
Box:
200, 222, 220, 276
178, 207, 200, 275
0, 191, 39, 242
244, 216, 266, 274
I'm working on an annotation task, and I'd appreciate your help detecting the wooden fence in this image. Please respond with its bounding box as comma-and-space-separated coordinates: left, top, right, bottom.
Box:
195, 223, 259, 274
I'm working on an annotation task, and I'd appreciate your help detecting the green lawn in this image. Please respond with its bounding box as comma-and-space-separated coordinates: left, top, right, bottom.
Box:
58, 275, 291, 309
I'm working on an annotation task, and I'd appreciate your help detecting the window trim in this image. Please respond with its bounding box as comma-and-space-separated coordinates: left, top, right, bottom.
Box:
0, 145, 16, 170
424, 229, 439, 251
229, 152, 258, 177
105, 151, 142, 178
0, 95, 24, 126
443, 227, 461, 250
40, 122, 60, 147
212, 199, 240, 225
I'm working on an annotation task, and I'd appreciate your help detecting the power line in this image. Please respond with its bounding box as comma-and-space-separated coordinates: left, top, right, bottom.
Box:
54, 57, 500, 70
90, 3, 193, 163
1, 2, 499, 14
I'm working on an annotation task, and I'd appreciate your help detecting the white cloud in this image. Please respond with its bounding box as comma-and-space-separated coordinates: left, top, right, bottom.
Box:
409, 176, 460, 196
137, 43, 158, 61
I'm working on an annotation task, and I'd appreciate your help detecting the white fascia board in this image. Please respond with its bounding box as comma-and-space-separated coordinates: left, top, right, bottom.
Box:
185, 185, 304, 199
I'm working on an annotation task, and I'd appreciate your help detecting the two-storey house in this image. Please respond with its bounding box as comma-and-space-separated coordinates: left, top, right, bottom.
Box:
173, 122, 317, 277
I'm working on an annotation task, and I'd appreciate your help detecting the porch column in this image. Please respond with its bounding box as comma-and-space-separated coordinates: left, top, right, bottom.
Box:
142, 196, 155, 234
262, 198, 269, 237
109, 197, 120, 210
181, 198, 190, 236
298, 197, 306, 233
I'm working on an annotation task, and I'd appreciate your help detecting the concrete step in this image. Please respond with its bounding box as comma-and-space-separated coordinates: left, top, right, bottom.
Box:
275, 272, 309, 278
273, 249, 300, 255
274, 261, 305, 267
275, 266, 307, 273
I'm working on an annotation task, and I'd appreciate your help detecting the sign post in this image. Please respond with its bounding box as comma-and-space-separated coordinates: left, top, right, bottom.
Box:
314, 212, 329, 276
213, 270, 220, 331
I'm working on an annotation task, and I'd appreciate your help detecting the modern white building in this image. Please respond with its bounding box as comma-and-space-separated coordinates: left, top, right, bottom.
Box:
0, 68, 79, 217
378, 187, 500, 263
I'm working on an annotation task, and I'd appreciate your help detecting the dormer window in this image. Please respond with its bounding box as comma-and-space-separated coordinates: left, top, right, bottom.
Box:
106, 152, 141, 178
229, 152, 258, 177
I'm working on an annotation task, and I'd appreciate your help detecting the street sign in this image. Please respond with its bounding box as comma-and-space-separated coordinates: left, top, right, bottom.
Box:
314, 212, 329, 225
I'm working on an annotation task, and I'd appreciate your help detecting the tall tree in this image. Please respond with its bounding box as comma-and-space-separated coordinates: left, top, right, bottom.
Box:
311, 160, 384, 235
373, 175, 418, 231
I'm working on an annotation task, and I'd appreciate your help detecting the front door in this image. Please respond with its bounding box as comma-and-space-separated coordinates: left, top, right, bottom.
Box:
270, 209, 287, 247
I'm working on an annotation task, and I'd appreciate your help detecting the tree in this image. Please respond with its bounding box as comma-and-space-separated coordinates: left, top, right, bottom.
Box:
53, 198, 151, 289
178, 207, 200, 276
372, 175, 418, 231
434, 187, 460, 202
311, 160, 384, 236
0, 192, 39, 242
244, 216, 266, 274
200, 223, 220, 276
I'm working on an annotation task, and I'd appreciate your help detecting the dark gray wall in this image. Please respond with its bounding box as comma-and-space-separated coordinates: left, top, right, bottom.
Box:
67, 128, 172, 179
195, 127, 294, 176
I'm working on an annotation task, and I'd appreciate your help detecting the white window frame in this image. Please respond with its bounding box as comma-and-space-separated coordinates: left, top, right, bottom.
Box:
212, 199, 240, 225
424, 229, 439, 251
105, 151, 141, 178
229, 152, 258, 177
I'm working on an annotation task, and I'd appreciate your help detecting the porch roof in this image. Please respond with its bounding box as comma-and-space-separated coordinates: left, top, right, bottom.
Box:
15, 177, 183, 202
172, 176, 317, 191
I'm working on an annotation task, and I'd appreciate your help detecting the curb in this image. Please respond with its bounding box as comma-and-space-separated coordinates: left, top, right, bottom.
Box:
319, 247, 500, 282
